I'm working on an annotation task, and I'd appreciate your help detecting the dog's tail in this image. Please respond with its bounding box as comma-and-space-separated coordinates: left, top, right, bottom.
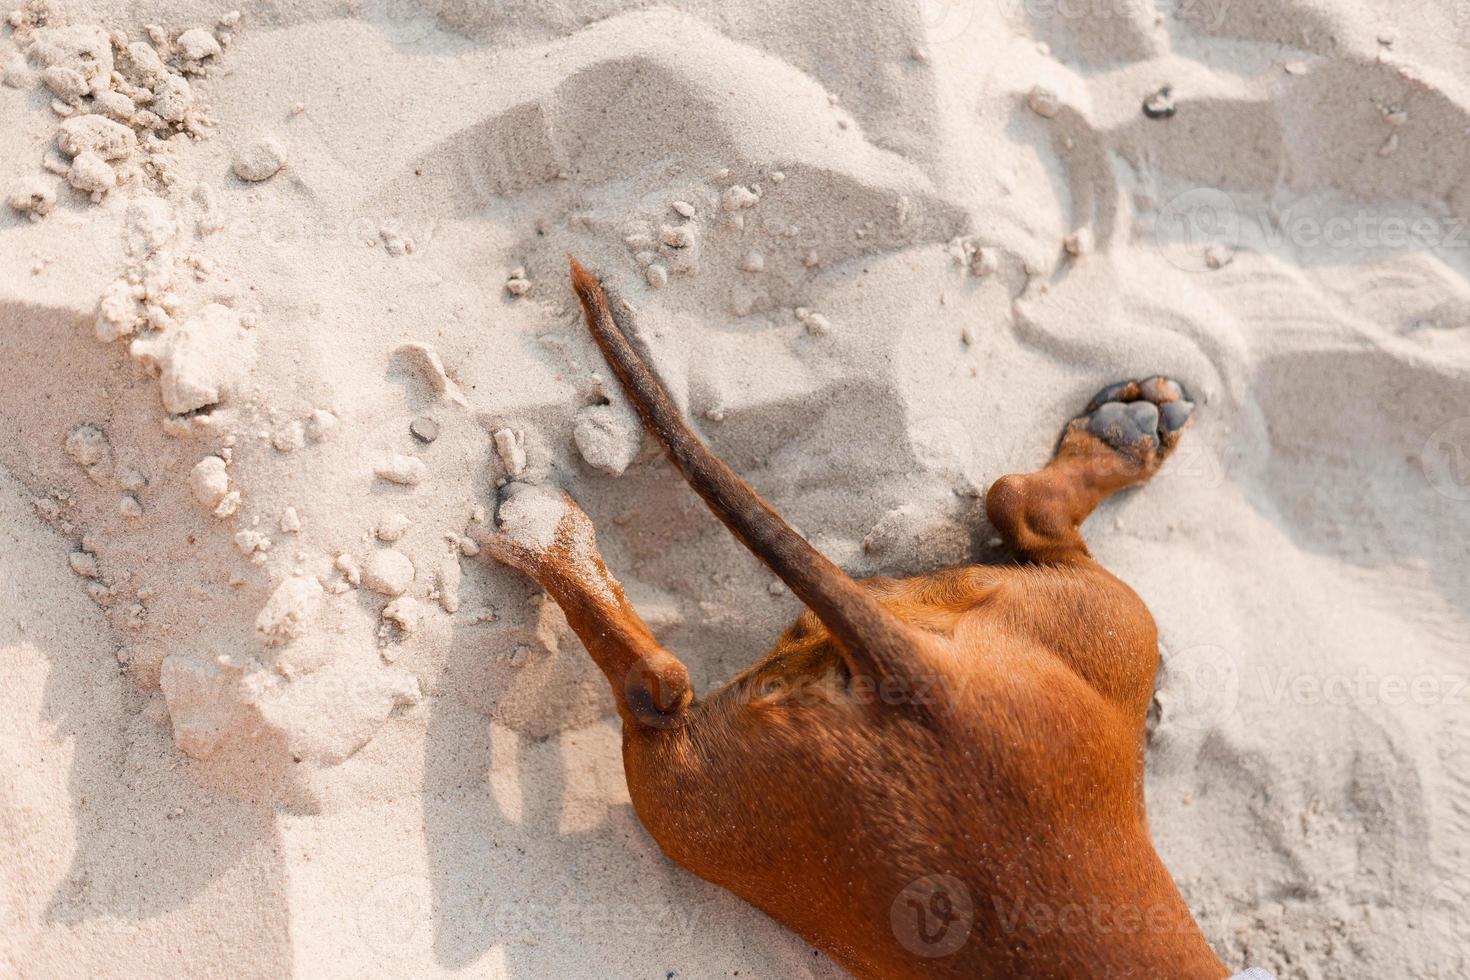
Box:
568, 257, 926, 690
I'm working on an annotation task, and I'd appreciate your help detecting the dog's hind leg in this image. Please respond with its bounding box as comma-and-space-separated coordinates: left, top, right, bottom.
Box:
985, 378, 1195, 565
476, 482, 693, 729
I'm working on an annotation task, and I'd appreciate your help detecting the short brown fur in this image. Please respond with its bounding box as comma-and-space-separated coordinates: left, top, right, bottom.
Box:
475, 260, 1229, 979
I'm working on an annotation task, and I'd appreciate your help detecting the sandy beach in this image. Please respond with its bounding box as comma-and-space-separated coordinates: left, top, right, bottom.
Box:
3, 0, 1469, 976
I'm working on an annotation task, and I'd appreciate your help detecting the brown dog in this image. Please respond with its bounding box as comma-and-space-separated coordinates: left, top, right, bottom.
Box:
476, 258, 1228, 979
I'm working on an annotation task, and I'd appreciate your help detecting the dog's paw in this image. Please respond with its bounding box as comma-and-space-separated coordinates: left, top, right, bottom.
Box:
1074, 376, 1194, 463
472, 482, 587, 568
495, 482, 580, 545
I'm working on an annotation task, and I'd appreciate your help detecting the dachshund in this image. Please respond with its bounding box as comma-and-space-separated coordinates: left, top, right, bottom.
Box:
474, 258, 1226, 979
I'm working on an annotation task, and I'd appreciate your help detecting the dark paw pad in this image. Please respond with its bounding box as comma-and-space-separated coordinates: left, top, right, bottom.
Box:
1159, 399, 1193, 434
1079, 375, 1194, 459
1088, 400, 1160, 451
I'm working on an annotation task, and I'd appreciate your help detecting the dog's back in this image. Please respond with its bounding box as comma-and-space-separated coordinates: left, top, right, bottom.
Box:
623, 565, 1210, 978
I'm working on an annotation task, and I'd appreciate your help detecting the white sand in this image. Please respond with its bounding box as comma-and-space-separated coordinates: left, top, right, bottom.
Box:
3, 1, 1469, 977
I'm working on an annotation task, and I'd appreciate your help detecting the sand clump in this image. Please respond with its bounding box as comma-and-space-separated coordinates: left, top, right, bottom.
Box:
231, 133, 285, 181
57, 112, 136, 158
573, 404, 641, 476
361, 549, 415, 596
7, 174, 57, 216
188, 454, 231, 509
129, 302, 255, 414
493, 427, 528, 476
374, 453, 427, 486
394, 341, 468, 407
255, 574, 323, 647
5, 3, 231, 207
375, 512, 410, 542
